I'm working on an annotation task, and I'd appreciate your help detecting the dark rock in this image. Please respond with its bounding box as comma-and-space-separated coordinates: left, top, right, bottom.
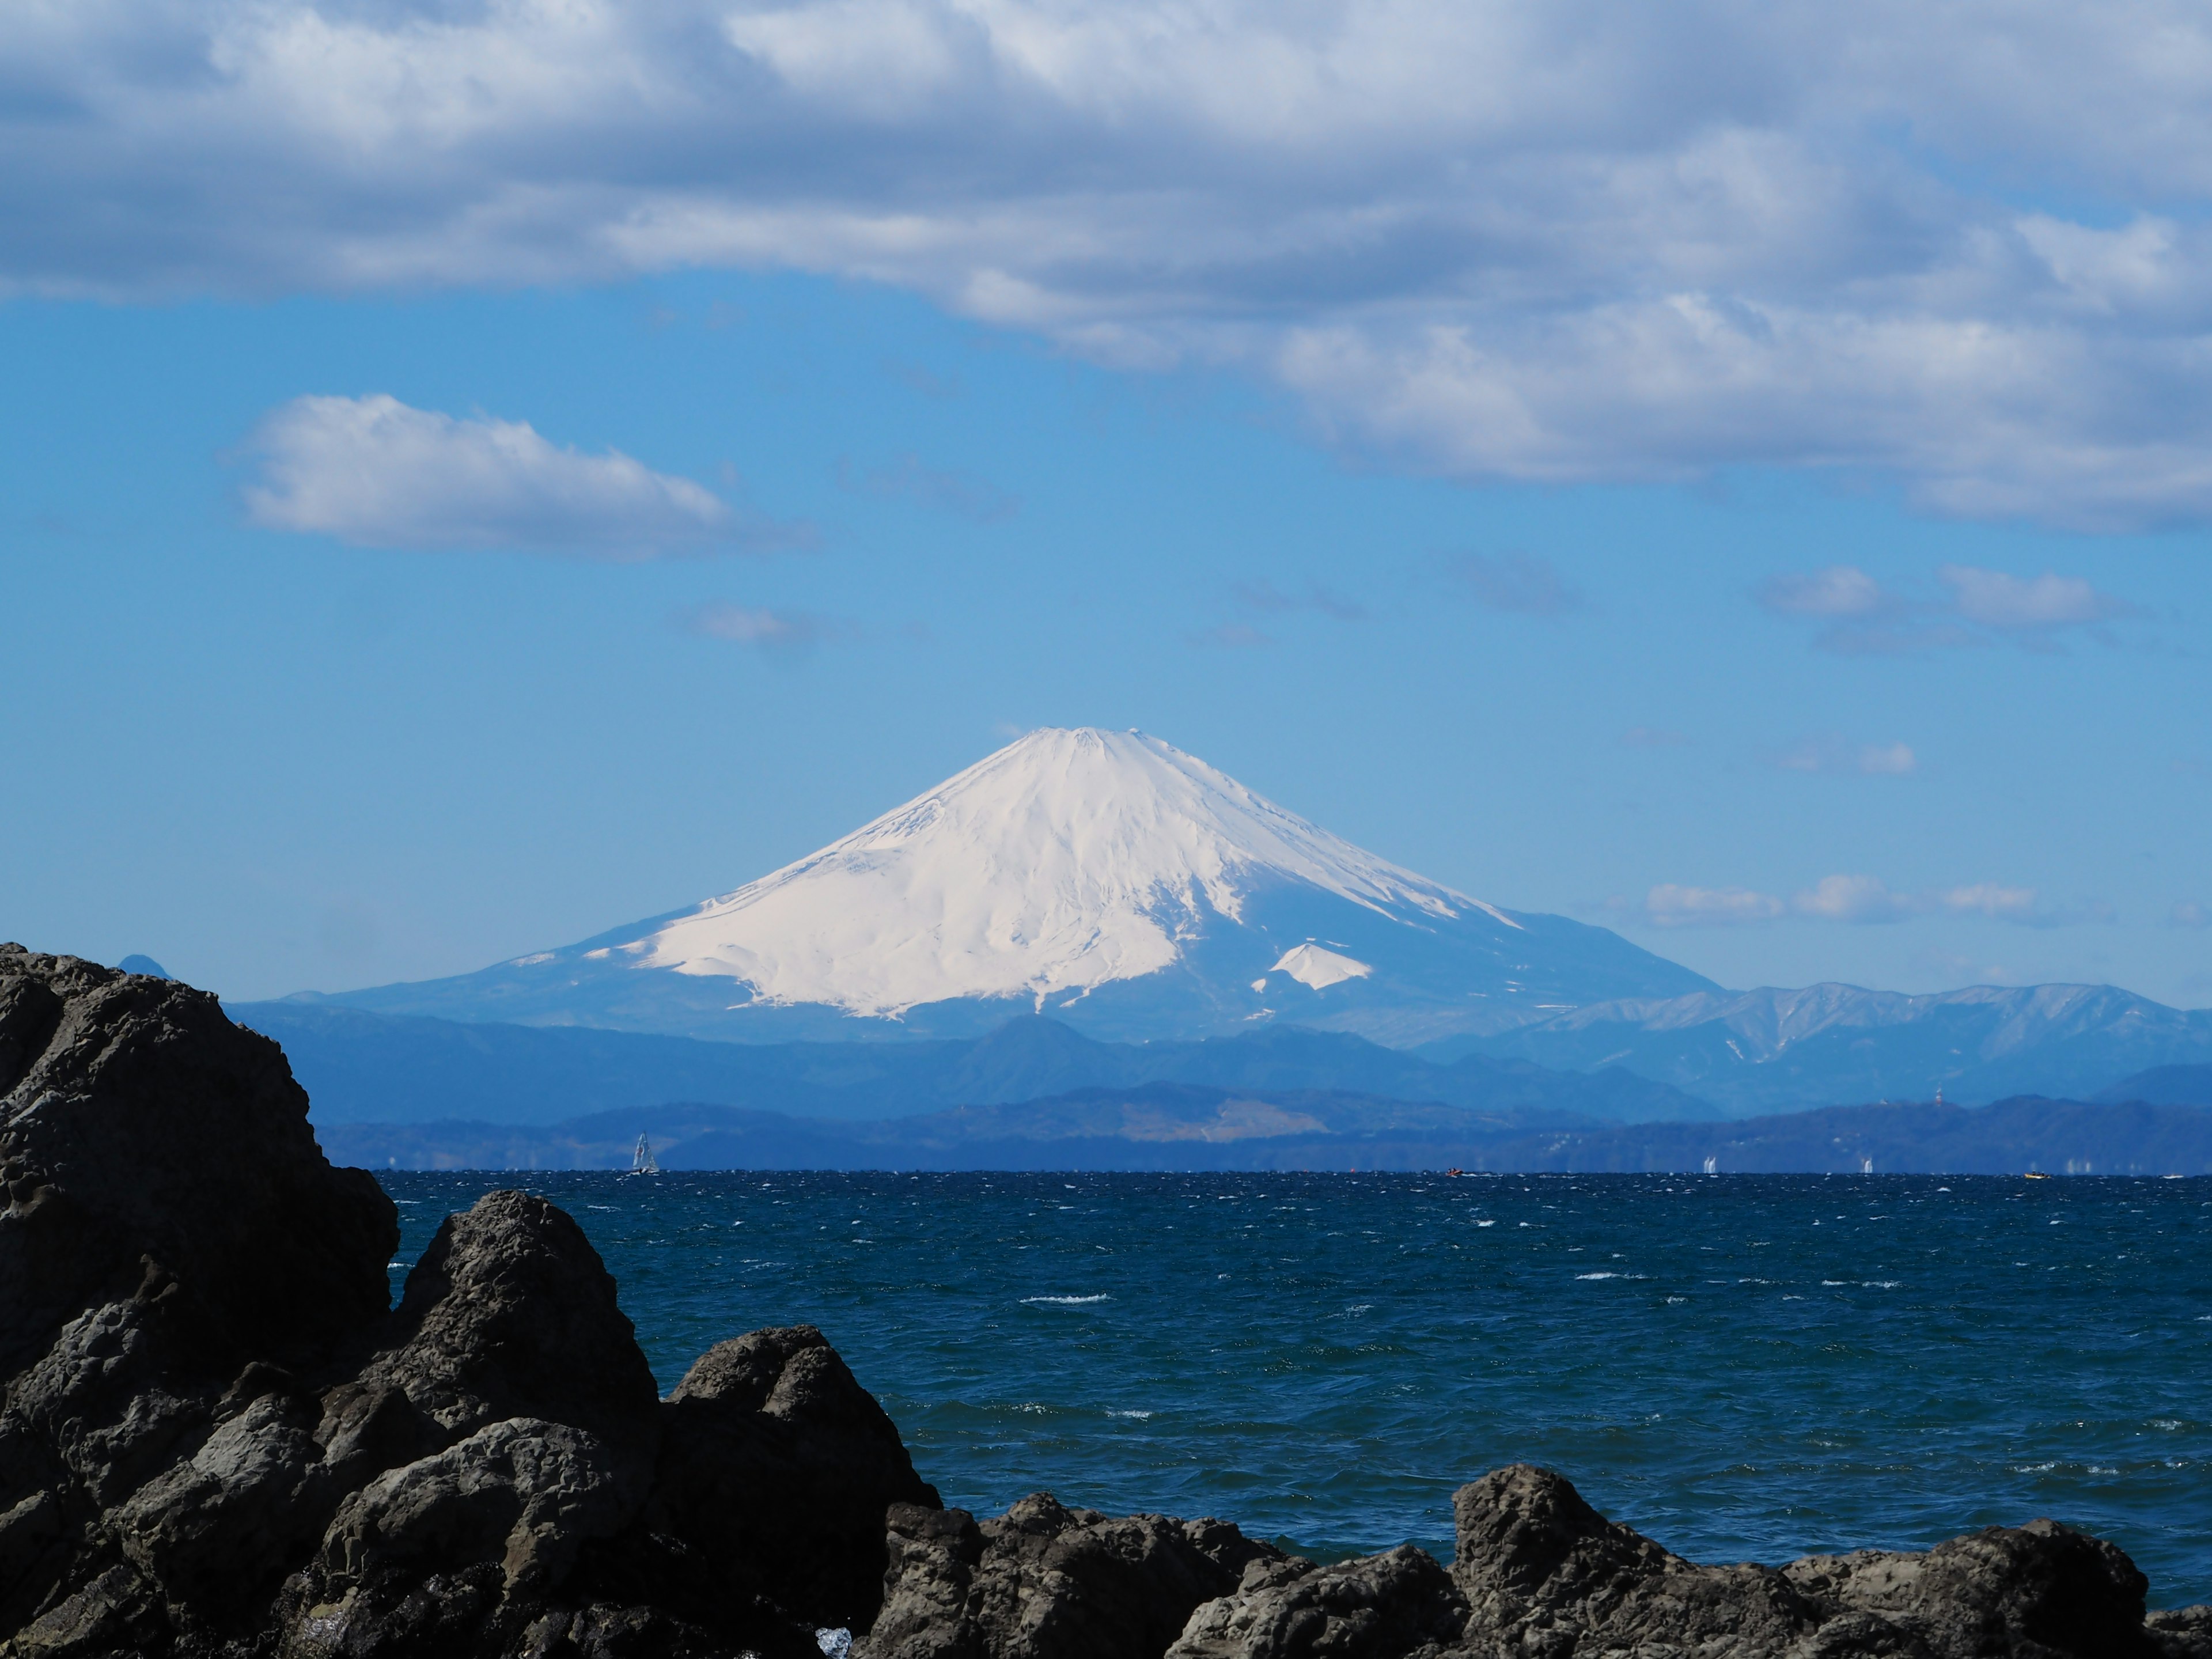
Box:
861, 1493, 1281, 1659
1783, 1520, 2161, 1658
0, 945, 394, 1381
2148, 1605, 2212, 1658
1450, 1465, 2171, 1659
649, 1324, 940, 1631
329, 1190, 662, 1465
1166, 1546, 1468, 1659
0, 948, 929, 1659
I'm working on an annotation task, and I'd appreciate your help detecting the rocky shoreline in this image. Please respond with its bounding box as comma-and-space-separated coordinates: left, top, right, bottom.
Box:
2, 945, 2206, 1658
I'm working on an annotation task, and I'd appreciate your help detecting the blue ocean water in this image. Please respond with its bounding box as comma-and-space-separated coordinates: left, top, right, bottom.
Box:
379, 1172, 2212, 1606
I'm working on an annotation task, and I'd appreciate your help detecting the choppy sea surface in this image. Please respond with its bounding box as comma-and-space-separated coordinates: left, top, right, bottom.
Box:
378, 1172, 2212, 1605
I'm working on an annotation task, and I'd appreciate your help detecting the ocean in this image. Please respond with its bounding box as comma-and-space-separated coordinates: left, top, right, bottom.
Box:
380, 1171, 2212, 1607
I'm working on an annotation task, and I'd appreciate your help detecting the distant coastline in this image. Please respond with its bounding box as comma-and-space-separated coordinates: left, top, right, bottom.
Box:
322, 1088, 2212, 1175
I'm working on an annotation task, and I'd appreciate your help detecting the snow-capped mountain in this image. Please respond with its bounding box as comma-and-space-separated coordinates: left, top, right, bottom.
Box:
328, 728, 1714, 1043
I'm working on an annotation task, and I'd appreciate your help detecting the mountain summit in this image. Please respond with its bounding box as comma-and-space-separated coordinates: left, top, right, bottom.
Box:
329, 728, 1713, 1043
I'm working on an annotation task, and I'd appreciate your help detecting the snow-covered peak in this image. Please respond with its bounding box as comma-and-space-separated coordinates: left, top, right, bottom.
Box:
635, 727, 1511, 1018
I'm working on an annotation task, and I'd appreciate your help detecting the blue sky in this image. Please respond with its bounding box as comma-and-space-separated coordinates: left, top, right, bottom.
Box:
2, 2, 2209, 1007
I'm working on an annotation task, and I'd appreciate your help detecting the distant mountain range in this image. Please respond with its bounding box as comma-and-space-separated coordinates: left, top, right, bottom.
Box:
232, 1002, 1713, 1127
1442, 983, 2212, 1114
236, 995, 2212, 1132
250, 727, 2210, 1115
319, 1085, 2212, 1176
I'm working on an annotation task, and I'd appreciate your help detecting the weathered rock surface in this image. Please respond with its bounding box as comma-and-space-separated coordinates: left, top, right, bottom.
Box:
3, 945, 2208, 1659
1441, 1464, 2194, 1659
863, 1465, 2210, 1659
649, 1324, 940, 1631
0, 948, 940, 1658
1166, 1546, 1468, 1659
861, 1493, 1281, 1659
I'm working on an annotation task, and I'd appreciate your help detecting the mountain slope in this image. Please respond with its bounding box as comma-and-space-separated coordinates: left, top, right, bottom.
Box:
2097, 1064, 2212, 1107
320, 728, 1713, 1044
1457, 982, 2212, 1113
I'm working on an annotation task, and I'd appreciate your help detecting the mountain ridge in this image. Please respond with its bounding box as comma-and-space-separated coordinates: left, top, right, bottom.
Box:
230, 1001, 1716, 1127
1457, 981, 2212, 1114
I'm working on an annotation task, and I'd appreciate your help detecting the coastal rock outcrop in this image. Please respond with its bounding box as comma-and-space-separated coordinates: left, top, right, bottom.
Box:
0, 947, 938, 1658
861, 1493, 1282, 1659
2, 945, 2207, 1659
859, 1467, 2211, 1659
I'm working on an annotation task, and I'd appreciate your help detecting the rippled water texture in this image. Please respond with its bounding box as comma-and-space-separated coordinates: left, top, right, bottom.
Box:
379, 1172, 2212, 1604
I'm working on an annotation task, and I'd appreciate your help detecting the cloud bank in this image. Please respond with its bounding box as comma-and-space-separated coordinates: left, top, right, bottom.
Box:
20, 2, 2212, 527
243, 395, 755, 556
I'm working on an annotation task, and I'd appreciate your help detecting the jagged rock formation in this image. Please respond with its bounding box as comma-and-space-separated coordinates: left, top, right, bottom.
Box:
868, 1472, 2210, 1659
2, 944, 2207, 1659
862, 1494, 1281, 1659
0, 946, 937, 1657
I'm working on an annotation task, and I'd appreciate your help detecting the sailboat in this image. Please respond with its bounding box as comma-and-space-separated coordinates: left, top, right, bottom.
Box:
630, 1134, 660, 1176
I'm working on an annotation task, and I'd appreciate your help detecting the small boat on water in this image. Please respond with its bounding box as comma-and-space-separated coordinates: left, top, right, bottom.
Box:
630, 1134, 660, 1176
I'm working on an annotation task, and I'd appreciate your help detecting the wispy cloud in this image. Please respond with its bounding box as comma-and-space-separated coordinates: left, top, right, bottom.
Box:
1768, 735, 1918, 776
1642, 874, 2108, 927
1756, 567, 1899, 621
1645, 884, 1787, 927
1231, 579, 1369, 622
1758, 563, 2134, 654
2172, 902, 2211, 929
1446, 554, 1586, 617
684, 602, 839, 651
1790, 874, 1922, 924
1940, 885, 2113, 927
1620, 726, 1689, 748
1939, 565, 2135, 630
243, 395, 806, 557
836, 453, 1019, 522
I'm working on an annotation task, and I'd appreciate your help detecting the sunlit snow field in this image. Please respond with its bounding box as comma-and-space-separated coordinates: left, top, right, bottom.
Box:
380, 1171, 2212, 1606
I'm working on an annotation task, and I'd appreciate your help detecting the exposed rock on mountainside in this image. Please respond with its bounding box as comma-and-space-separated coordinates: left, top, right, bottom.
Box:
3, 945, 2206, 1658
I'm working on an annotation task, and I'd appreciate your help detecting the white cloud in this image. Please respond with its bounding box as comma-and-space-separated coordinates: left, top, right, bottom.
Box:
1770, 736, 1918, 776
1940, 883, 2113, 927
1643, 873, 2110, 927
26, 3, 2212, 525
242, 394, 793, 556
687, 602, 835, 649
2172, 902, 2211, 929
1645, 884, 1786, 927
1938, 565, 2133, 628
1759, 562, 2135, 651
1756, 567, 1895, 620
1791, 873, 1923, 923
